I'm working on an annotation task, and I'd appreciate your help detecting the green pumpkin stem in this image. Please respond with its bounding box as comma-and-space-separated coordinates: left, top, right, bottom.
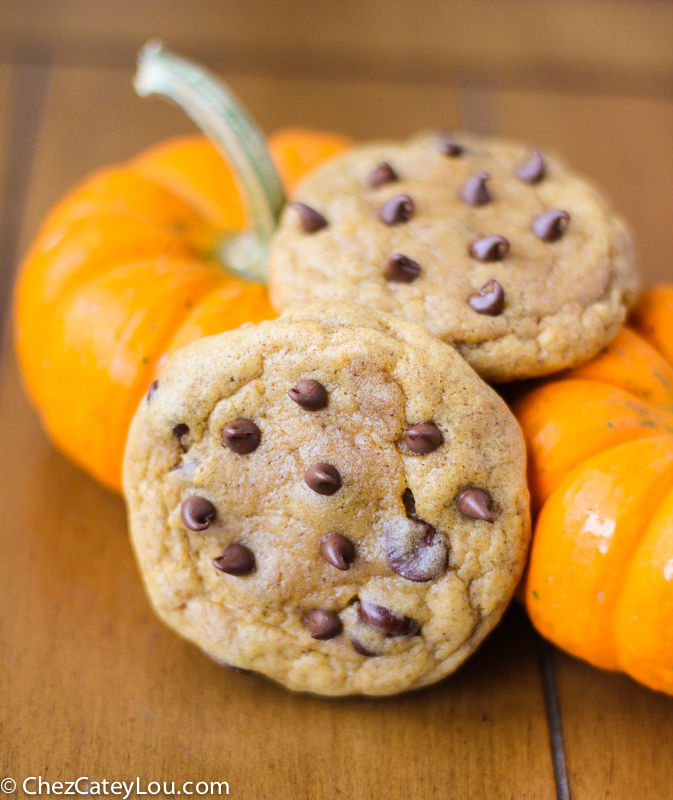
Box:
134, 41, 286, 281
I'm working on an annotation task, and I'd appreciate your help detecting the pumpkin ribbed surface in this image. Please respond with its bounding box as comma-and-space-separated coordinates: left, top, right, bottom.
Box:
514, 287, 673, 694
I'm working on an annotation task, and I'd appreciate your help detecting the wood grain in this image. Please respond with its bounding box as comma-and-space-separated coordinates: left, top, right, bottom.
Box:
0, 64, 18, 330
0, 65, 14, 199
3, 20, 673, 794
1, 0, 672, 95
0, 64, 555, 799
0, 62, 50, 342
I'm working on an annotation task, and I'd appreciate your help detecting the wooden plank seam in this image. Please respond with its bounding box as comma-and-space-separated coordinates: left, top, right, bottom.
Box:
0, 59, 50, 363
538, 636, 572, 800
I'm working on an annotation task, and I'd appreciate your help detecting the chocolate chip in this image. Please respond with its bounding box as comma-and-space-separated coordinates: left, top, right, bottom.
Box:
385, 254, 421, 283
379, 194, 414, 225
438, 137, 464, 157
389, 549, 446, 582
532, 209, 570, 242
357, 601, 418, 636
468, 280, 505, 316
402, 487, 416, 517
405, 422, 443, 454
172, 423, 189, 439
469, 235, 510, 262
320, 533, 355, 570
385, 516, 448, 582
368, 161, 398, 188
353, 640, 377, 657
147, 379, 159, 401
288, 379, 327, 411
223, 418, 261, 454
181, 496, 216, 531
516, 149, 546, 183
461, 172, 491, 206
402, 517, 449, 583
456, 487, 495, 523
294, 202, 327, 233
306, 608, 342, 640
213, 543, 256, 575
305, 463, 342, 495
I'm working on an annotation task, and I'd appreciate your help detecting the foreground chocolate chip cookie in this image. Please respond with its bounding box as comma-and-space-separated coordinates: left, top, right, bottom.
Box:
267, 132, 638, 382
123, 303, 529, 695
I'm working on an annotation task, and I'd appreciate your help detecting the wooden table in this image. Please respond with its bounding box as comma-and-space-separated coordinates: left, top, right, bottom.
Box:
1, 4, 673, 798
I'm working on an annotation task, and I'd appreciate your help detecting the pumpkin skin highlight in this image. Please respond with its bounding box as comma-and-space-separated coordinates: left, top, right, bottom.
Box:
14, 130, 352, 493
514, 287, 673, 694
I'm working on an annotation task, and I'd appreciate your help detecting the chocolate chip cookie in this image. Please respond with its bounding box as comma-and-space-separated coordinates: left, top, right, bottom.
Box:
123, 303, 529, 695
267, 132, 638, 382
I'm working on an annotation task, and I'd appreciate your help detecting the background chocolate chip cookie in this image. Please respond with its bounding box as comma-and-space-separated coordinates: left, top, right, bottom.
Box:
267, 132, 638, 382
123, 303, 530, 695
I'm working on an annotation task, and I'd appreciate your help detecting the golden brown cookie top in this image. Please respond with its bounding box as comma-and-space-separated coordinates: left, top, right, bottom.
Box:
123, 303, 529, 695
267, 132, 638, 382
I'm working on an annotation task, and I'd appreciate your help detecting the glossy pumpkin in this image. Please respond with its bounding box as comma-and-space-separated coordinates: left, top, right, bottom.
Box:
514, 285, 673, 694
14, 129, 352, 493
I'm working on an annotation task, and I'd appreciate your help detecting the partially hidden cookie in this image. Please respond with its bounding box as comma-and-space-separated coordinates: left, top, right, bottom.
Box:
267, 132, 638, 382
123, 303, 530, 696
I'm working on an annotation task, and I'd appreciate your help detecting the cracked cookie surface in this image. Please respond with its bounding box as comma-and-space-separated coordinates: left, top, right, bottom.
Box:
267, 132, 638, 382
123, 303, 530, 695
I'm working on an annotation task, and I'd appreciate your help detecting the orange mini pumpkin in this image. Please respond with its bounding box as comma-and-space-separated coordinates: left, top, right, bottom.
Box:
514, 285, 673, 694
13, 43, 351, 493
